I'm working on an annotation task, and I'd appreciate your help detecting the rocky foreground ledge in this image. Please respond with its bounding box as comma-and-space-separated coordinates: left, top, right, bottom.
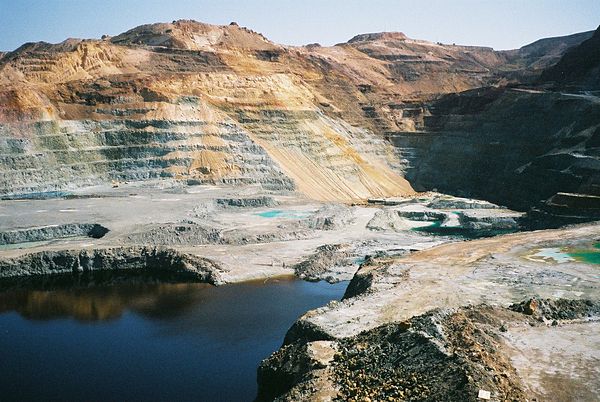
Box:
0, 246, 224, 285
257, 222, 600, 401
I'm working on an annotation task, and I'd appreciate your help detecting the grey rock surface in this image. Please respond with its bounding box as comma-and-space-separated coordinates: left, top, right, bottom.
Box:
0, 223, 109, 245
0, 246, 224, 284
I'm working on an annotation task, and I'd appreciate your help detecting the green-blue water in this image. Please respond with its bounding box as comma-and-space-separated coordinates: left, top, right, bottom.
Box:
0, 276, 347, 401
411, 220, 517, 239
256, 209, 310, 219
567, 242, 600, 264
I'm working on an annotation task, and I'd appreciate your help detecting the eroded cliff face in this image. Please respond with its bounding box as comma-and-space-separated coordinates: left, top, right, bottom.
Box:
0, 20, 590, 202
385, 26, 600, 219
390, 87, 600, 216
540, 26, 600, 90
0, 21, 409, 201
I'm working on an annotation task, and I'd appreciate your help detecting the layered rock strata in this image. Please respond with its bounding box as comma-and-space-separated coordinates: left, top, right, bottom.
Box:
1, 20, 593, 202
389, 87, 600, 217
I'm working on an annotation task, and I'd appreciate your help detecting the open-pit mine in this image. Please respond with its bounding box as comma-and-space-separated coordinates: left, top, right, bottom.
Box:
1, 19, 599, 401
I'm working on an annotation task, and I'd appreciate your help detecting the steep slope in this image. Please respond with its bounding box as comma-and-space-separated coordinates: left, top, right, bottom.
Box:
540, 25, 600, 89
0, 21, 413, 201
499, 30, 594, 79
0, 20, 592, 201
390, 87, 600, 213
389, 27, 600, 219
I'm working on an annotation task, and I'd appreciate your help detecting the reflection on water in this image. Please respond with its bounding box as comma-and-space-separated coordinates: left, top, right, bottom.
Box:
0, 275, 347, 402
0, 281, 213, 321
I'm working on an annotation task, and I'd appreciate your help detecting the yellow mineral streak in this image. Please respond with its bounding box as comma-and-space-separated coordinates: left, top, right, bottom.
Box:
6, 20, 512, 201
188, 149, 238, 177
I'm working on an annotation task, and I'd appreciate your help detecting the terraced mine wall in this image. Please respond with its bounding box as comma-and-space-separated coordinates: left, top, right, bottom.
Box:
0, 81, 411, 201
0, 117, 294, 196
5, 20, 593, 203
389, 87, 600, 216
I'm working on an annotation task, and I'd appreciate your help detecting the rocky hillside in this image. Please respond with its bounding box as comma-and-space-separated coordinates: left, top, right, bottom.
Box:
390, 87, 600, 215
0, 20, 590, 201
389, 26, 600, 220
540, 25, 600, 90
257, 222, 600, 401
498, 30, 594, 81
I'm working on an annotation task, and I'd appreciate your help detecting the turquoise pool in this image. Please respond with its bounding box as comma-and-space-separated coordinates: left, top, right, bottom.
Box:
256, 209, 311, 219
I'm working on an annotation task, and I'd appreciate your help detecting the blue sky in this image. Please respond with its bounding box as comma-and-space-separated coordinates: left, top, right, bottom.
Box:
1, 0, 599, 51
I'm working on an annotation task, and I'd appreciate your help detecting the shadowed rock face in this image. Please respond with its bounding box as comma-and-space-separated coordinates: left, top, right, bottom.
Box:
498, 30, 595, 82
386, 27, 600, 219
0, 20, 591, 202
540, 25, 600, 90
0, 223, 109, 245
390, 87, 600, 214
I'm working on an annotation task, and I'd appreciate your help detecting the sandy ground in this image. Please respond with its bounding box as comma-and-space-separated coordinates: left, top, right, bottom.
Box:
503, 320, 600, 401
302, 222, 600, 338
0, 181, 447, 283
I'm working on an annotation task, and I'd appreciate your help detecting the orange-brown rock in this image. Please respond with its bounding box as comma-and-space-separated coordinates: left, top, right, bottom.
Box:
0, 20, 592, 201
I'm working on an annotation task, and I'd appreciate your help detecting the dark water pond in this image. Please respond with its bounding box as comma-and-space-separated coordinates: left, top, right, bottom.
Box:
0, 276, 347, 401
